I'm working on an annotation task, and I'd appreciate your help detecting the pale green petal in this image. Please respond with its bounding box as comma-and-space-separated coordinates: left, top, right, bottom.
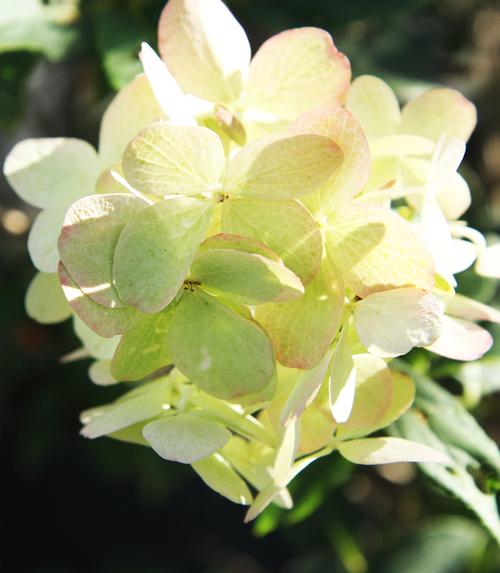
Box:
88, 360, 117, 386
59, 193, 146, 308
336, 354, 394, 440
4, 137, 98, 209
221, 198, 322, 284
25, 272, 71, 324
339, 437, 450, 465
158, 0, 250, 103
255, 261, 344, 369
111, 310, 174, 381
329, 326, 356, 423
98, 74, 163, 169
138, 42, 194, 123
143, 413, 231, 464
192, 453, 253, 505
280, 349, 333, 426
73, 316, 120, 360
370, 135, 434, 159
400, 88, 477, 142
244, 481, 287, 523
191, 248, 304, 304
326, 204, 435, 298
272, 420, 298, 487
476, 244, 500, 279
59, 264, 138, 338
401, 156, 471, 220
223, 134, 343, 200
113, 196, 213, 313
353, 288, 443, 357
81, 380, 171, 438
346, 75, 401, 139
123, 122, 226, 197
167, 289, 275, 400
244, 27, 350, 121
28, 202, 68, 272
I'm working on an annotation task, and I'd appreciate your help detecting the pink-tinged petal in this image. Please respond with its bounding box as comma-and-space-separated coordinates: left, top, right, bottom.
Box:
255, 262, 344, 369
59, 263, 138, 338
244, 28, 350, 122
400, 88, 477, 143
290, 105, 370, 209
353, 288, 443, 358
427, 315, 493, 361
158, 0, 250, 103
444, 294, 500, 324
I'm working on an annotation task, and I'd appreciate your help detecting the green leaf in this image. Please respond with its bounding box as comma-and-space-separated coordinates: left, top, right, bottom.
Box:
59, 193, 145, 308
167, 289, 275, 400
191, 248, 304, 304
223, 134, 343, 200
94, 10, 148, 90
412, 373, 500, 472
59, 264, 138, 338
326, 204, 435, 298
192, 453, 253, 505
380, 517, 488, 573
338, 437, 450, 465
113, 196, 213, 313
111, 310, 175, 381
25, 272, 71, 324
0, 0, 80, 61
123, 122, 225, 198
142, 413, 231, 464
244, 27, 350, 122
221, 198, 322, 284
98, 74, 164, 170
392, 410, 500, 544
255, 262, 343, 369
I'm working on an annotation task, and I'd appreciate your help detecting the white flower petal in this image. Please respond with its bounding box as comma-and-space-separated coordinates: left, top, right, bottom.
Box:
353, 288, 443, 357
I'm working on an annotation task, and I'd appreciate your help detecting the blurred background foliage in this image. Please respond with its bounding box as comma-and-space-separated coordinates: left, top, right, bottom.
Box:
1, 0, 499, 571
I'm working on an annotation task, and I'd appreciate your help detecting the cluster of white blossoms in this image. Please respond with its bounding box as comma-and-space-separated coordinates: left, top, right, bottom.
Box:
5, 0, 500, 520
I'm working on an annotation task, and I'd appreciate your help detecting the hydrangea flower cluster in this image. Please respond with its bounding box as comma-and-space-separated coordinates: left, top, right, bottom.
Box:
5, 0, 500, 521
